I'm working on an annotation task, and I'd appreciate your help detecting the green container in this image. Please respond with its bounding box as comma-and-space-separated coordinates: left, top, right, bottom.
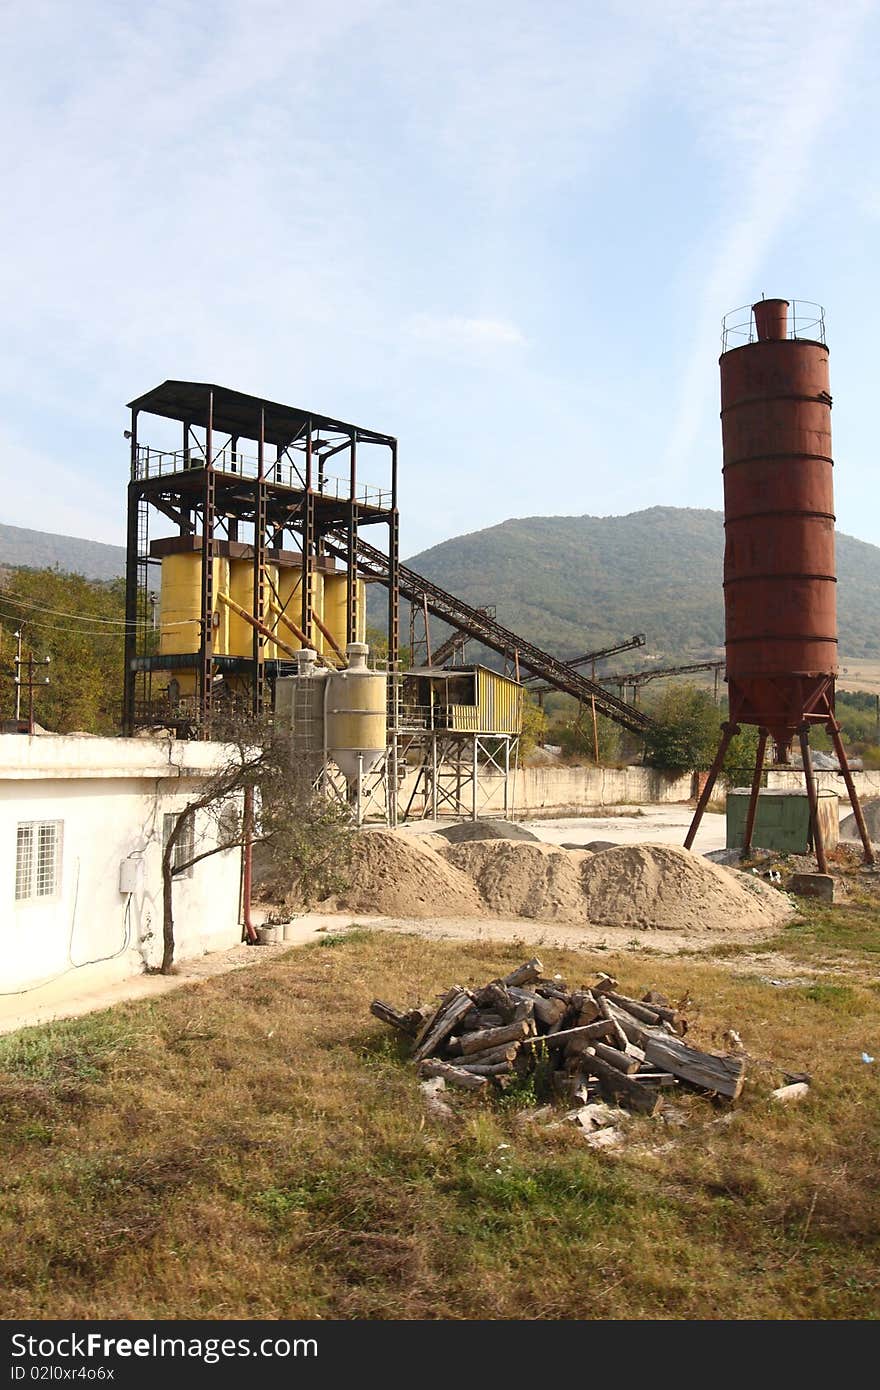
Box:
726, 788, 839, 853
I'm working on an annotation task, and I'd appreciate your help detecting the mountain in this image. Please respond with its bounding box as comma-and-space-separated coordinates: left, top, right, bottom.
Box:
0, 523, 125, 582
401, 507, 880, 661
2, 508, 878, 662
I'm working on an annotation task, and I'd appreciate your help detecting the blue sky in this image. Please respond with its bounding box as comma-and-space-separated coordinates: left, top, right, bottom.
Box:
1, 0, 878, 557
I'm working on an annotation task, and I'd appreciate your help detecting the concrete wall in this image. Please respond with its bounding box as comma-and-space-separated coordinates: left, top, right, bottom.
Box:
766, 769, 880, 800
0, 734, 243, 1002
394, 762, 695, 819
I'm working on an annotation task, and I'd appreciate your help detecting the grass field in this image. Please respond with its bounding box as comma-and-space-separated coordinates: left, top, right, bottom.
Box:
1, 901, 879, 1320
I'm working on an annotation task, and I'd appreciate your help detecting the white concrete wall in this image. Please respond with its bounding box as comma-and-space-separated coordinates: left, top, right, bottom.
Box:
0, 735, 243, 999
394, 762, 695, 819
766, 769, 880, 800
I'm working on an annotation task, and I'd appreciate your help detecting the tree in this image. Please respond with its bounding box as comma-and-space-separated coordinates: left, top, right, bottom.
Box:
0, 568, 126, 733
161, 714, 354, 974
518, 694, 547, 762
644, 683, 721, 772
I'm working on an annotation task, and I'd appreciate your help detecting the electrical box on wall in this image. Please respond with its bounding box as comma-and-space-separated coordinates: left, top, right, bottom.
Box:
119, 856, 144, 894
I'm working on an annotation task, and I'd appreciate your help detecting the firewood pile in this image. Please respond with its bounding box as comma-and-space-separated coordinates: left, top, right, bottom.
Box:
371, 957, 745, 1116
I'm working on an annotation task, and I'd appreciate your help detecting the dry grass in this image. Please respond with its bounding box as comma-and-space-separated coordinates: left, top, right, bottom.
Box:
1, 921, 879, 1321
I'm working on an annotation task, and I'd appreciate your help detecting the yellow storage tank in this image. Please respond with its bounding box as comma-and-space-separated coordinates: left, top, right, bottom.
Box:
323, 572, 366, 653
227, 559, 279, 658
273, 566, 324, 651
325, 643, 387, 781
159, 552, 228, 656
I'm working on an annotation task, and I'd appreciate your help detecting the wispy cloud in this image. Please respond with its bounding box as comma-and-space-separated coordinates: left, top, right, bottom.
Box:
660, 0, 875, 473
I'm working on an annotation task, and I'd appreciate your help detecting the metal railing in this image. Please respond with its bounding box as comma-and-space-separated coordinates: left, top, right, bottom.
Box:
721, 300, 826, 351
133, 443, 391, 508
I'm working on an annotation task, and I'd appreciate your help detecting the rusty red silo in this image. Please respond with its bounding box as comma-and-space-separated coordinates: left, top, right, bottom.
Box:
720, 297, 836, 754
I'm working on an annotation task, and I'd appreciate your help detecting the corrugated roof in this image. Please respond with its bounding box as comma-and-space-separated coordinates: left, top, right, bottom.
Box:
127, 380, 396, 448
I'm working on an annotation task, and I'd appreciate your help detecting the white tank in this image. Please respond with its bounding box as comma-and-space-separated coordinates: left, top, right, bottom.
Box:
325, 643, 387, 781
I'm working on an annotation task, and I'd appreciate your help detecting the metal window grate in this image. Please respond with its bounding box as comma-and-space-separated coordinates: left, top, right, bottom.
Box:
15, 821, 61, 901
163, 813, 195, 879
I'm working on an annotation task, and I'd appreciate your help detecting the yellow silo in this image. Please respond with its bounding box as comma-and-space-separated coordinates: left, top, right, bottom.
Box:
159, 552, 228, 656
325, 643, 387, 781
273, 565, 325, 651
323, 572, 366, 653
226, 558, 278, 657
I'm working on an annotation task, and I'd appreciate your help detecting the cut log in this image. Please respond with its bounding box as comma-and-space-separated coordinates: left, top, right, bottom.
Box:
523, 1024, 617, 1051
460, 1019, 532, 1056
457, 1061, 514, 1076
594, 1042, 641, 1076
370, 1000, 418, 1034
473, 982, 517, 1020
504, 958, 544, 988
580, 1054, 665, 1115
643, 1035, 745, 1100
417, 1060, 487, 1090
456, 1042, 520, 1067
413, 989, 475, 1063
563, 1019, 618, 1058
596, 995, 631, 1050
591, 973, 618, 996
512, 999, 536, 1023
607, 992, 662, 1026
570, 990, 601, 1026
533, 995, 568, 1030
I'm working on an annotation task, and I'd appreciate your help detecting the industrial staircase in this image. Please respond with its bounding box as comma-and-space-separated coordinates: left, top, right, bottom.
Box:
323, 533, 654, 736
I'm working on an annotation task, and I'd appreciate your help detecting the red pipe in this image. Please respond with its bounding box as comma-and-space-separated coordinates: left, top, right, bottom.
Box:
242, 787, 257, 942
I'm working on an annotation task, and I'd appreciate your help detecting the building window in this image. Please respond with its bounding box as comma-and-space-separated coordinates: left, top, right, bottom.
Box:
15, 821, 62, 901
163, 812, 195, 879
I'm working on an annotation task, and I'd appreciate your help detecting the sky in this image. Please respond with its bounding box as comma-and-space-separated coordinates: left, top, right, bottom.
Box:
1, 0, 878, 558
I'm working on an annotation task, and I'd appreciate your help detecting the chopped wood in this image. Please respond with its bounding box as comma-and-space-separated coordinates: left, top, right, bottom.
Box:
504, 958, 544, 988
532, 995, 568, 1030
417, 1060, 488, 1090
643, 1035, 745, 1100
606, 992, 662, 1026
596, 995, 631, 1050
370, 1000, 420, 1034
413, 988, 475, 1064
370, 957, 760, 1121
457, 1042, 521, 1067
580, 1055, 665, 1116
457, 1060, 514, 1076
594, 1042, 641, 1075
473, 981, 517, 1020
460, 1019, 532, 1056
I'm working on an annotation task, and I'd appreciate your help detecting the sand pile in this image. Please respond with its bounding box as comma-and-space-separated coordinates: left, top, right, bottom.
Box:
326, 830, 484, 917
440, 840, 593, 919
434, 818, 539, 844
579, 843, 792, 933
318, 830, 794, 935
840, 798, 880, 843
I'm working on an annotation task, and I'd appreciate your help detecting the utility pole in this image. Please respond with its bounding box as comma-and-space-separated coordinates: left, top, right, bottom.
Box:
14, 629, 22, 720
16, 649, 50, 735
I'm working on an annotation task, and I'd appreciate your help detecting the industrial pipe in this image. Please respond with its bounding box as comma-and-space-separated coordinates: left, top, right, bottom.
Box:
216, 590, 299, 659
242, 786, 257, 943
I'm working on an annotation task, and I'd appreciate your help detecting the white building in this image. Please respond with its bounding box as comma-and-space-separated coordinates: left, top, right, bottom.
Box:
0, 734, 244, 1017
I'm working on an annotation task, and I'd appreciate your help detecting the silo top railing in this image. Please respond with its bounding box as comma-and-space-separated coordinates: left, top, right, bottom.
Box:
721, 300, 826, 351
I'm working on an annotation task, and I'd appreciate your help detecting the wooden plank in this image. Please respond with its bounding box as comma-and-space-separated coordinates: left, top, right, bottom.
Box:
523, 1023, 614, 1051
596, 995, 630, 1050
643, 1035, 745, 1100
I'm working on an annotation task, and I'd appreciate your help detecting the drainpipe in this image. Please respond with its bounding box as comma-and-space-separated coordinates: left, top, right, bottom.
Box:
242, 786, 257, 942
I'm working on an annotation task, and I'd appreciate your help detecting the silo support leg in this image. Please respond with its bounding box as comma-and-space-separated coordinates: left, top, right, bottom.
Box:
799, 728, 828, 875
684, 722, 737, 851
826, 719, 875, 866
741, 728, 769, 858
